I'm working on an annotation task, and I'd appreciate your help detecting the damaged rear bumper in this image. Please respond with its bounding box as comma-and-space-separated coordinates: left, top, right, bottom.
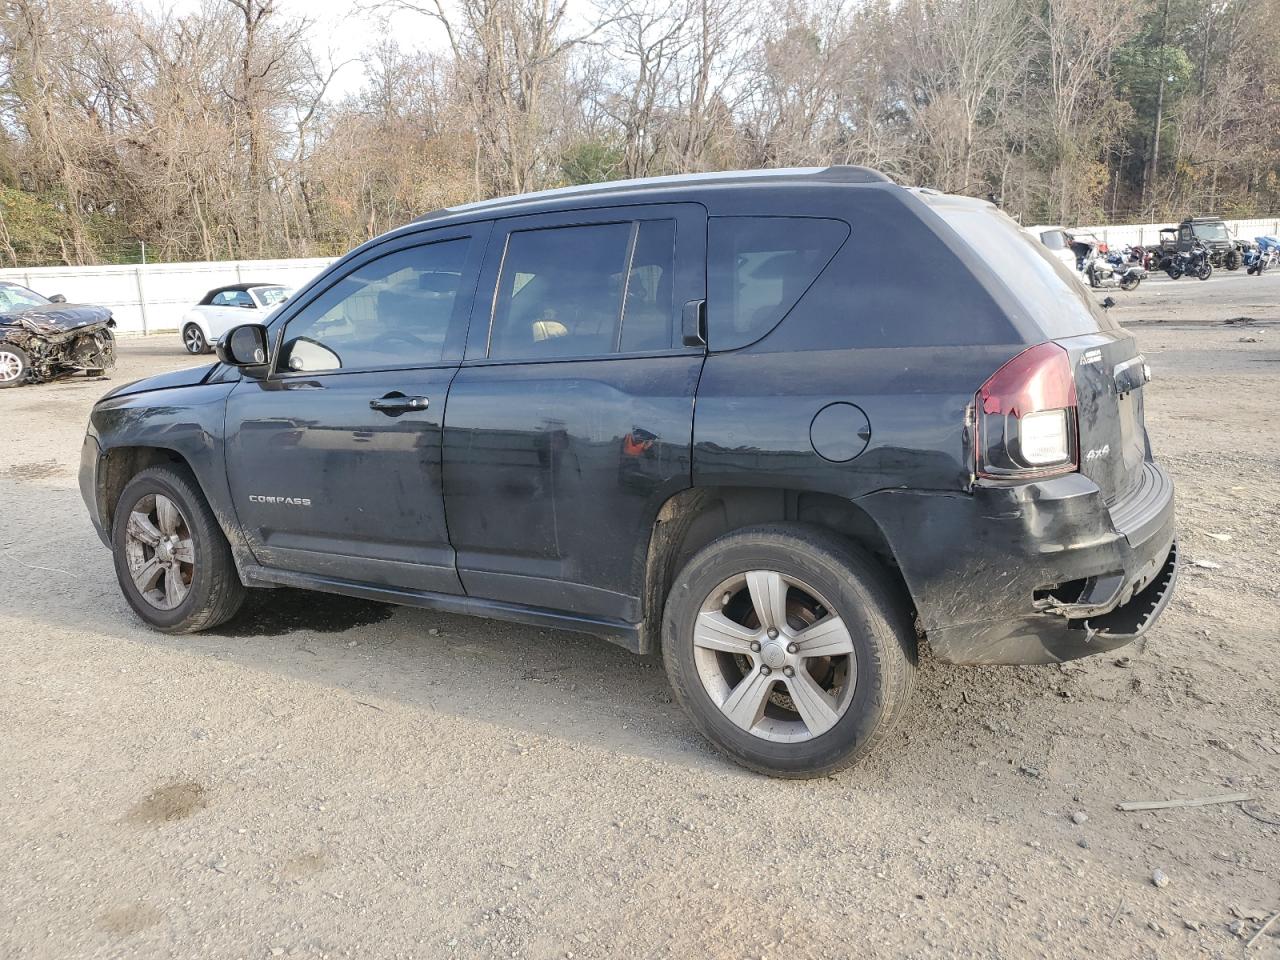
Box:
860, 460, 1178, 665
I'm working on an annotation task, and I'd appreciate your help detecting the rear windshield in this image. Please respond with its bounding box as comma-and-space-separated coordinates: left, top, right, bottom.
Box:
934, 205, 1116, 338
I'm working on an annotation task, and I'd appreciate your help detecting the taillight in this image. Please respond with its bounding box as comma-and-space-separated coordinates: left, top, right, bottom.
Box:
975, 342, 1078, 480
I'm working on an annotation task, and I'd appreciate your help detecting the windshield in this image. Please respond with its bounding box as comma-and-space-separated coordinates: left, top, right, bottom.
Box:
933, 204, 1117, 338
1193, 221, 1230, 242
254, 286, 289, 307
0, 282, 50, 311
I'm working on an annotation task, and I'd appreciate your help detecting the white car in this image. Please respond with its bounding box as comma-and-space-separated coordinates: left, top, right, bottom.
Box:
180, 283, 291, 354
1022, 225, 1079, 273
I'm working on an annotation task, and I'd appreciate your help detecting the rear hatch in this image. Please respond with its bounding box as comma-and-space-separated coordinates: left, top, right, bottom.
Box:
927, 197, 1148, 504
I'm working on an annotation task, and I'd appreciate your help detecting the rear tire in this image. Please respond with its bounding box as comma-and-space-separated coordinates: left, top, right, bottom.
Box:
0, 345, 31, 388
111, 465, 245, 633
1119, 274, 1141, 291
662, 524, 917, 778
1197, 261, 1213, 281
1226, 249, 1243, 271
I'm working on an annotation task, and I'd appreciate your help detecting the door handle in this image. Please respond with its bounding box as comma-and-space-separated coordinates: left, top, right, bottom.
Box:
369, 392, 429, 415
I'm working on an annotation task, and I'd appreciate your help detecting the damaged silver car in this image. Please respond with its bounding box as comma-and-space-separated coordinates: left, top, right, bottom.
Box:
0, 281, 116, 388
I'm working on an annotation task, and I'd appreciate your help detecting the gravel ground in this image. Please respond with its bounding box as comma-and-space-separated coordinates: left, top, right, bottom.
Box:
1, 273, 1278, 959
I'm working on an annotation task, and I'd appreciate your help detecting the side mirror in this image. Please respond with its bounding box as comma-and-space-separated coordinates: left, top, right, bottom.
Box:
1102, 296, 1116, 310
216, 323, 271, 376
49, 294, 67, 303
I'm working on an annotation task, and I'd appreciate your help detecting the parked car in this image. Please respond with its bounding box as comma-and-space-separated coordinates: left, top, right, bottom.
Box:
0, 281, 115, 388
1022, 225, 1077, 273
180, 283, 291, 354
79, 168, 1178, 778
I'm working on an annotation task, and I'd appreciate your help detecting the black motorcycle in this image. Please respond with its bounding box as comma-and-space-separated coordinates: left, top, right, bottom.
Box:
1167, 239, 1213, 281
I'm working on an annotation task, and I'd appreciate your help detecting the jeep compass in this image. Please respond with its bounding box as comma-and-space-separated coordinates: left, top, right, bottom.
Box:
79, 167, 1178, 777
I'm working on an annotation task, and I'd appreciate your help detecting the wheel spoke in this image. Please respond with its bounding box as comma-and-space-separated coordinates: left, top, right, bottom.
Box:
721, 666, 774, 732
163, 567, 188, 607
786, 670, 841, 737
126, 511, 163, 547
745, 570, 788, 633
792, 615, 854, 658
131, 556, 164, 593
171, 538, 195, 564
694, 611, 758, 655
155, 495, 181, 535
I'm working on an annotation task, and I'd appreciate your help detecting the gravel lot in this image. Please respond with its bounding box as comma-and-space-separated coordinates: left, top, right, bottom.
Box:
2, 272, 1278, 959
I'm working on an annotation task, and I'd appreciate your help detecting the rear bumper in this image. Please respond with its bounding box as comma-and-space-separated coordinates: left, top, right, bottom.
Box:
859, 460, 1177, 664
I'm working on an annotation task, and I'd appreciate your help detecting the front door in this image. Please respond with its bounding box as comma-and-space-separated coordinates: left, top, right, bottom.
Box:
442, 204, 706, 622
225, 225, 488, 593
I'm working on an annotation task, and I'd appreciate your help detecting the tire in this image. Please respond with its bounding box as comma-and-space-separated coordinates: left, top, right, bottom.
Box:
111, 464, 245, 633
1165, 263, 1183, 280
1120, 274, 1141, 291
1226, 249, 1242, 271
1197, 261, 1213, 281
1087, 269, 1101, 289
0, 344, 31, 388
182, 324, 208, 355
661, 524, 917, 778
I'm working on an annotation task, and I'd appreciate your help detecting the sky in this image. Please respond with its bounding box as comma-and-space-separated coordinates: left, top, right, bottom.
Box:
136, 0, 593, 101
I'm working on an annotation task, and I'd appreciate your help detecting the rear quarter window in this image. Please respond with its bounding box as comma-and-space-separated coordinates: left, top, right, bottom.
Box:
708, 217, 849, 350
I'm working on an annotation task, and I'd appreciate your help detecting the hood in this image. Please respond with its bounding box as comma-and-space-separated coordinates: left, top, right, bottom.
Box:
100, 362, 219, 401
0, 303, 114, 334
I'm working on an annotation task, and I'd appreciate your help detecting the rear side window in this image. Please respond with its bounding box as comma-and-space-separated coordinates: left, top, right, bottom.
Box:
489, 219, 678, 360
934, 205, 1116, 337
708, 217, 849, 350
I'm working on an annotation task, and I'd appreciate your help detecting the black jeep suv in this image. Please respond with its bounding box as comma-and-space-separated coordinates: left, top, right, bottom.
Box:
79, 167, 1177, 777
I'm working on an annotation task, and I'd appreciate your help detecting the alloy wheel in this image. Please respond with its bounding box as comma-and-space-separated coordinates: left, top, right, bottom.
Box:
0, 349, 24, 383
184, 326, 206, 354
693, 570, 857, 743
123, 493, 195, 610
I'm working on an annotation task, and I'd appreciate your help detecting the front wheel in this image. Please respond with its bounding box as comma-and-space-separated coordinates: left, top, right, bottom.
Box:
182, 324, 209, 355
111, 465, 246, 632
0, 345, 31, 388
662, 524, 917, 778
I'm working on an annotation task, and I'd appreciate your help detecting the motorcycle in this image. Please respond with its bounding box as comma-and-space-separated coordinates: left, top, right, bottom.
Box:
1246, 236, 1280, 275
1167, 239, 1213, 280
1083, 243, 1146, 290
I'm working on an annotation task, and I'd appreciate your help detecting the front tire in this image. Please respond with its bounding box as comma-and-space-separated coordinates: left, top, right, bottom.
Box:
662, 524, 917, 778
0, 345, 31, 387
183, 324, 209, 355
111, 465, 245, 633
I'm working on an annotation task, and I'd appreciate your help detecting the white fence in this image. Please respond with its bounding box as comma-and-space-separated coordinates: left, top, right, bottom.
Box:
3, 214, 1280, 335
1073, 217, 1280, 251
0, 257, 335, 335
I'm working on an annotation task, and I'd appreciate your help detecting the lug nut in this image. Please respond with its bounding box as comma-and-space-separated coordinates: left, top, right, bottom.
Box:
786, 642, 797, 654
767, 627, 779, 640
783, 666, 795, 678
749, 641, 761, 653
760, 666, 771, 676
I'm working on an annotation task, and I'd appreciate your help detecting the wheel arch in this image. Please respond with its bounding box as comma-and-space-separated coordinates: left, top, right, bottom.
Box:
96, 445, 196, 534
640, 485, 914, 654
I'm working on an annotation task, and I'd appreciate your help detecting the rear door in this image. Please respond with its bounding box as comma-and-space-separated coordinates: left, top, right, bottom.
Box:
441, 203, 706, 622
224, 224, 488, 592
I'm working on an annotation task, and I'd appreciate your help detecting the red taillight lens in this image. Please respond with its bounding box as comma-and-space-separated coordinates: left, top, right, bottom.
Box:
975, 342, 1078, 479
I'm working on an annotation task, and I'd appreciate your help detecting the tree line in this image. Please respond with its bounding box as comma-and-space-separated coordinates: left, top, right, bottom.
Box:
1, 0, 1277, 267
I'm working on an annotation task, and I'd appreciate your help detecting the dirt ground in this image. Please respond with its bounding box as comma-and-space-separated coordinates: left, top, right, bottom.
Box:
1, 273, 1278, 960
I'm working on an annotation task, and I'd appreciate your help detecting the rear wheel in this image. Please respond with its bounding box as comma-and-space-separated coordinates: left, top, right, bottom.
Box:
1197, 260, 1213, 281
183, 324, 208, 355
0, 345, 30, 388
111, 465, 245, 632
1165, 262, 1183, 280
1226, 249, 1243, 271
1119, 274, 1141, 291
662, 524, 916, 778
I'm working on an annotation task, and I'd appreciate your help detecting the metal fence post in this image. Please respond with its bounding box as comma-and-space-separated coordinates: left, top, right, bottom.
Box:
134, 265, 149, 335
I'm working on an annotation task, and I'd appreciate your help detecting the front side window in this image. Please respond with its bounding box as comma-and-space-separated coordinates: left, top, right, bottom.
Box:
707, 217, 849, 351
487, 219, 678, 360
278, 239, 469, 373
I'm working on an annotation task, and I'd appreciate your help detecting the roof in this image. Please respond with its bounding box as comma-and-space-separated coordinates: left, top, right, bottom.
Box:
204, 282, 285, 295
413, 166, 893, 224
